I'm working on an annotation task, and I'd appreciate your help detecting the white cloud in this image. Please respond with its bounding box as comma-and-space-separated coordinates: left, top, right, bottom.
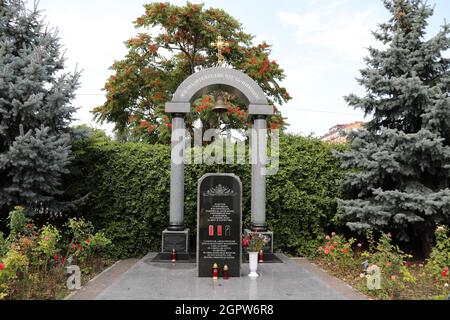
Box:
277, 3, 382, 61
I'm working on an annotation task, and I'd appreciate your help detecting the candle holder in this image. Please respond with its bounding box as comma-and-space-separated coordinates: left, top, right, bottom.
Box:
212, 263, 219, 280
258, 249, 264, 263
223, 265, 229, 280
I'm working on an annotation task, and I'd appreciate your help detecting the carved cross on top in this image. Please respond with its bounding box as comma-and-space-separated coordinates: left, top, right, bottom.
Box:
210, 35, 229, 66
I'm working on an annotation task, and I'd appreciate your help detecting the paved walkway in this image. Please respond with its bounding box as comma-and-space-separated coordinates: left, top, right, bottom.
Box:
66, 253, 367, 300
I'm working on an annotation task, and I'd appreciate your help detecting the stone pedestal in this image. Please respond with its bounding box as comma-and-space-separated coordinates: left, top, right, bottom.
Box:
162, 229, 190, 254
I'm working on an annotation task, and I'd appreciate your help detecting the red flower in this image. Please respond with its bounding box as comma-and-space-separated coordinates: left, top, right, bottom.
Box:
148, 44, 158, 54
334, 242, 339, 247
259, 59, 270, 73
0, 262, 4, 271
85, 239, 91, 245
153, 92, 163, 101
318, 246, 323, 252
386, 262, 392, 267
53, 255, 59, 261
201, 96, 211, 104
324, 249, 330, 255
71, 243, 76, 250
140, 120, 149, 128
326, 242, 331, 247
330, 246, 335, 251
442, 268, 448, 277
78, 245, 83, 251
166, 123, 173, 129
342, 248, 348, 254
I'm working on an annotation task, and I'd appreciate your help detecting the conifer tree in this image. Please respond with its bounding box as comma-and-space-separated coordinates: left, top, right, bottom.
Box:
336, 0, 450, 255
0, 1, 79, 215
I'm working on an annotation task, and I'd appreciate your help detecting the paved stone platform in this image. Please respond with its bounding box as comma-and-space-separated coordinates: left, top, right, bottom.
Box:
74, 253, 366, 300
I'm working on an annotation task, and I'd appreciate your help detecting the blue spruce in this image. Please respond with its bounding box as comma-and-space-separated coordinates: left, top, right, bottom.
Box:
0, 1, 80, 215
336, 0, 450, 255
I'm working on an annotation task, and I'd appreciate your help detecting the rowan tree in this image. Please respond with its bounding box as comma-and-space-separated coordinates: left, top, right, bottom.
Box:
93, 2, 291, 143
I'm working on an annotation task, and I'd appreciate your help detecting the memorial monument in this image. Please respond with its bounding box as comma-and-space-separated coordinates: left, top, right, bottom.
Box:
161, 36, 274, 272
197, 174, 242, 277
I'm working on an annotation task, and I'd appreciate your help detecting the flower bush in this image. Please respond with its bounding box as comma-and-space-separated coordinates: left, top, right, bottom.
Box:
317, 233, 355, 267
38, 226, 61, 258
360, 233, 415, 299
0, 207, 112, 300
242, 233, 270, 252
425, 226, 450, 298
311, 230, 450, 300
65, 218, 112, 266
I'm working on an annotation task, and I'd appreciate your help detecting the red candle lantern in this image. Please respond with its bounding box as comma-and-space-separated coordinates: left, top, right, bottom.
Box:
171, 249, 177, 263
223, 265, 229, 280
212, 263, 219, 280
258, 249, 264, 263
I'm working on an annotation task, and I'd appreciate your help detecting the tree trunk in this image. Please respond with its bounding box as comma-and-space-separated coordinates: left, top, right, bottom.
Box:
418, 227, 434, 259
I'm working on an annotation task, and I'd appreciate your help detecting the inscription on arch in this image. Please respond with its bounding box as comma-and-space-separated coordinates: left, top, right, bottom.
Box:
166, 67, 273, 115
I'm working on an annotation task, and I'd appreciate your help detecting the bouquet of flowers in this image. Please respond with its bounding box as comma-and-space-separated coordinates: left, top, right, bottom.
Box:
242, 232, 271, 252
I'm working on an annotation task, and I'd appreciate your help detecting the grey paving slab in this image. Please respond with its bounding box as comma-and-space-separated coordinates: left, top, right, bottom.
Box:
94, 253, 367, 300
65, 259, 139, 300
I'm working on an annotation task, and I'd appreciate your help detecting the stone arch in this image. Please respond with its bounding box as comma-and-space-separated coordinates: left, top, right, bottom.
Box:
166, 67, 273, 115
163, 67, 271, 245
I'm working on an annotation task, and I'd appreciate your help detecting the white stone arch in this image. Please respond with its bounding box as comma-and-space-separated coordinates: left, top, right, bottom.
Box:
163, 67, 271, 242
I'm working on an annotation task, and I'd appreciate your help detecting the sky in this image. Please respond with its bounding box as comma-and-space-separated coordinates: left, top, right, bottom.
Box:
34, 0, 450, 137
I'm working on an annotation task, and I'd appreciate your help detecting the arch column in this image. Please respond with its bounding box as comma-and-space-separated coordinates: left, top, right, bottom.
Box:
251, 115, 268, 232
162, 103, 191, 255
168, 113, 186, 231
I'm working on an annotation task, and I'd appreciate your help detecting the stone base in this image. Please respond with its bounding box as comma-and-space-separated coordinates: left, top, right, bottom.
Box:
244, 229, 274, 254
162, 229, 190, 253
153, 252, 194, 262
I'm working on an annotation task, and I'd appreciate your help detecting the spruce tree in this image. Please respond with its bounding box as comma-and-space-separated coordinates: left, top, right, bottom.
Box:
336, 0, 450, 255
0, 1, 79, 215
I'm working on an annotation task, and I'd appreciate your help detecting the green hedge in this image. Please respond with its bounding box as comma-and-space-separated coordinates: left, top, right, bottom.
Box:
63, 131, 347, 258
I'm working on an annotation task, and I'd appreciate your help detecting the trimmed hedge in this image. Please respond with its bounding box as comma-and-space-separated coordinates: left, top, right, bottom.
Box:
63, 131, 347, 258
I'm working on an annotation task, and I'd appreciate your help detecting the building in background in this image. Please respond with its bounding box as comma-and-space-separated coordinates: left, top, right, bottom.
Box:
321, 121, 364, 144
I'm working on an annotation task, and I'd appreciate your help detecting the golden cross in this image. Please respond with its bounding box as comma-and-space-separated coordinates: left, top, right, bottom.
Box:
211, 35, 229, 65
